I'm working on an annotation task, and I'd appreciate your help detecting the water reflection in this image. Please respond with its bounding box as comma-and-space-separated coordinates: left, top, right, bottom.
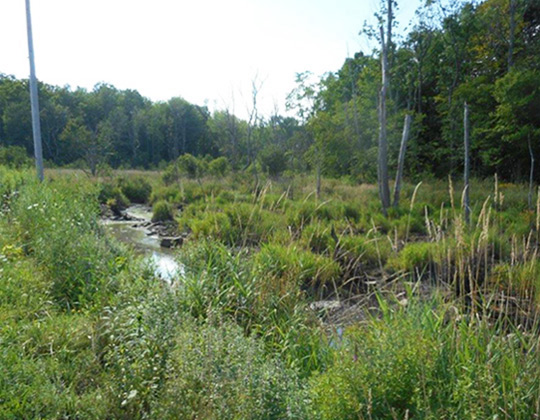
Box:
102, 207, 182, 282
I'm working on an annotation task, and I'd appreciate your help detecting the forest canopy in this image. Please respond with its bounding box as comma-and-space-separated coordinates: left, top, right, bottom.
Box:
1, 0, 539, 182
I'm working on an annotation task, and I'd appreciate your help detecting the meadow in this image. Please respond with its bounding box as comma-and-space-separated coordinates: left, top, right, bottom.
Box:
1, 165, 540, 419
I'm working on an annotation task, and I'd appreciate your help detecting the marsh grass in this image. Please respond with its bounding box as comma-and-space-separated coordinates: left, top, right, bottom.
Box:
2, 167, 540, 418
312, 291, 540, 419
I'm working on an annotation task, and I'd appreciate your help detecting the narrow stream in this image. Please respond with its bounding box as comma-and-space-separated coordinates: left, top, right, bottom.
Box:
102, 205, 182, 282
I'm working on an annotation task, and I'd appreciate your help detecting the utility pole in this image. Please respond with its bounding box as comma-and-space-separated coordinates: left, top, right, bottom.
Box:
25, 0, 44, 181
377, 0, 393, 215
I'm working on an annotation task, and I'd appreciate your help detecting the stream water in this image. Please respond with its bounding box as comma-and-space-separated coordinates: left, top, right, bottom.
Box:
102, 205, 182, 282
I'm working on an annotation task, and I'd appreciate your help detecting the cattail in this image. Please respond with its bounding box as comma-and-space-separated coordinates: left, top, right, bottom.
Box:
448, 175, 455, 215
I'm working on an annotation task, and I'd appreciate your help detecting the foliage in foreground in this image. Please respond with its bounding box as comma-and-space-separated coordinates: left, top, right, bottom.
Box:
312, 295, 540, 419
2, 167, 540, 418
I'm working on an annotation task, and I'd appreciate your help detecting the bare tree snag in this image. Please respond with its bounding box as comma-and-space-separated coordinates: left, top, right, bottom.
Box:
393, 113, 412, 208
464, 102, 471, 225
246, 77, 263, 195
316, 160, 322, 200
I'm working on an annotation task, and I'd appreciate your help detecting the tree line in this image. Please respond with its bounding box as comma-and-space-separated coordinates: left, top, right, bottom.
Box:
1, 0, 539, 183
0, 76, 306, 175
307, 0, 540, 184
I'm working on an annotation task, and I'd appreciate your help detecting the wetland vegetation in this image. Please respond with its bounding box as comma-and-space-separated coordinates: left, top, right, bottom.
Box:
2, 166, 540, 418
2, 0, 540, 417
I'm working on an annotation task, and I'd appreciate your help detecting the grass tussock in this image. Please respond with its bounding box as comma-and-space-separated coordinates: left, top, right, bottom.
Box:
2, 167, 540, 418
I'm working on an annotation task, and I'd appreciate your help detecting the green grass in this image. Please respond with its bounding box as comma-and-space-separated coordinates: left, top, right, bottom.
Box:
311, 294, 540, 419
152, 199, 175, 222
2, 167, 540, 418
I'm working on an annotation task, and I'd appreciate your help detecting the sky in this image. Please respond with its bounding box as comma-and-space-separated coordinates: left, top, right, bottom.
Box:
1, 0, 422, 119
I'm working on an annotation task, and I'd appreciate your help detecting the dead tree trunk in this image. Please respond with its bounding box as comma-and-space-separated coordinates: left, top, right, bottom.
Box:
464, 102, 471, 225
316, 159, 322, 200
377, 0, 393, 215
247, 78, 262, 195
393, 114, 412, 208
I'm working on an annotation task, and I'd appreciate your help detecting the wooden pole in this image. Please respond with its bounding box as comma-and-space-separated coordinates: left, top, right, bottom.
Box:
377, 0, 393, 215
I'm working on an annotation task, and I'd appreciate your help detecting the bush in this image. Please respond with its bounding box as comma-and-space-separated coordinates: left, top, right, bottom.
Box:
118, 176, 152, 203
0, 145, 31, 168
182, 182, 206, 203
0, 166, 33, 200
178, 153, 205, 179
9, 177, 125, 309
260, 145, 287, 177
104, 290, 181, 419
312, 298, 540, 419
311, 305, 435, 419
208, 156, 230, 177
152, 200, 174, 222
150, 185, 182, 205
162, 163, 181, 185
155, 321, 310, 419
98, 181, 129, 208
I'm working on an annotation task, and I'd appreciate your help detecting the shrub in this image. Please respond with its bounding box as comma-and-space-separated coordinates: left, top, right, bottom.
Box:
0, 145, 31, 168
178, 153, 205, 179
104, 290, 181, 419
162, 163, 181, 185
286, 201, 317, 230
152, 200, 174, 222
155, 321, 310, 419
0, 166, 33, 201
0, 313, 111, 419
260, 145, 288, 177
182, 182, 206, 203
98, 182, 129, 208
311, 305, 435, 419
118, 176, 152, 203
311, 297, 540, 419
150, 185, 182, 205
215, 189, 238, 204
208, 156, 230, 177
9, 178, 125, 309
